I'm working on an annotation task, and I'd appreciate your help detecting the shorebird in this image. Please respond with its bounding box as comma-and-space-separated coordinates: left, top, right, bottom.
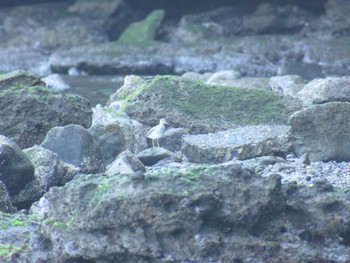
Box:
147, 118, 168, 148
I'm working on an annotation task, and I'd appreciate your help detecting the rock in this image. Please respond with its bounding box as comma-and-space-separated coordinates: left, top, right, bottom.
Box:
182, 72, 210, 83
277, 62, 325, 81
91, 106, 148, 154
11, 146, 79, 209
295, 153, 310, 165
0, 136, 35, 196
0, 2, 107, 74
206, 70, 241, 84
170, 6, 243, 43
137, 147, 181, 166
211, 77, 271, 90
68, 0, 122, 19
269, 75, 305, 97
0, 212, 43, 261
158, 128, 188, 152
105, 150, 146, 176
324, 0, 350, 35
107, 74, 145, 103
41, 124, 105, 173
296, 78, 350, 107
35, 163, 285, 262
117, 75, 300, 134
89, 124, 126, 166
41, 74, 70, 90
118, 9, 165, 44
289, 102, 350, 161
49, 35, 296, 77
0, 71, 92, 149
182, 125, 292, 164
0, 181, 16, 213
243, 3, 310, 34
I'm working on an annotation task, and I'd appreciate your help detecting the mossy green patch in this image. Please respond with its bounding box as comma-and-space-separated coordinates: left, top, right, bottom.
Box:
0, 211, 41, 229
118, 9, 165, 45
122, 75, 298, 127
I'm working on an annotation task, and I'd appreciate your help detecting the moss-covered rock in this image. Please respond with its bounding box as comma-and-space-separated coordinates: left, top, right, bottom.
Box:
118, 9, 165, 45
36, 163, 285, 262
111, 75, 301, 133
0, 212, 41, 262
0, 71, 92, 148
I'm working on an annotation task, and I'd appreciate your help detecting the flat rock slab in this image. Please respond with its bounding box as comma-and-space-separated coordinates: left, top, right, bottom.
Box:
182, 125, 291, 164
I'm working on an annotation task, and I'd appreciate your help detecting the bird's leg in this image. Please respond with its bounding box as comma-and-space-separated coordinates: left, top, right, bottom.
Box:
157, 139, 160, 148
152, 139, 155, 148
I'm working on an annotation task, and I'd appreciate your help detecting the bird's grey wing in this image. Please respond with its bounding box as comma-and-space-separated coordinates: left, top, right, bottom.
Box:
146, 126, 156, 137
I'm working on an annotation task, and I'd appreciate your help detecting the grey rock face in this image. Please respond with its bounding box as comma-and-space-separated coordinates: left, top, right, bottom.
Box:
289, 102, 350, 162
41, 124, 104, 173
0, 71, 92, 149
296, 78, 350, 107
0, 136, 34, 196
182, 125, 292, 164
106, 150, 146, 176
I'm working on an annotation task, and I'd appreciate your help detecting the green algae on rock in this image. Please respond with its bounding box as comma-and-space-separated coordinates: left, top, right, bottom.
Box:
118, 9, 165, 45
0, 71, 92, 148
112, 75, 301, 133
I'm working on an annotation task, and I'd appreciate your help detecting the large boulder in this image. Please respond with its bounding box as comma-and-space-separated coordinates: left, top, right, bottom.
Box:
289, 102, 350, 162
296, 78, 350, 106
0, 136, 35, 196
0, 71, 92, 149
111, 75, 300, 134
35, 163, 285, 262
182, 125, 292, 164
41, 124, 104, 173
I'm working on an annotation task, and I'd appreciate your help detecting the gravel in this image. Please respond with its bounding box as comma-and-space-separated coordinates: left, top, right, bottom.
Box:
254, 159, 350, 188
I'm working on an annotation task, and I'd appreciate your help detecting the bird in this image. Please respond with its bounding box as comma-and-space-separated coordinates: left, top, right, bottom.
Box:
146, 118, 168, 148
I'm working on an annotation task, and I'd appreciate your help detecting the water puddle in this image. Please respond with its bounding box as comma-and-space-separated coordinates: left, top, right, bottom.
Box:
60, 75, 124, 107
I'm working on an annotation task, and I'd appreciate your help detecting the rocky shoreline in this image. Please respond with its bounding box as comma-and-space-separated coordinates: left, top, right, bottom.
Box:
0, 70, 350, 262
1, 0, 350, 262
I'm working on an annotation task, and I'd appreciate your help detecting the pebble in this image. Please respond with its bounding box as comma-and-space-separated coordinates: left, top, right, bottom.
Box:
259, 159, 350, 188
